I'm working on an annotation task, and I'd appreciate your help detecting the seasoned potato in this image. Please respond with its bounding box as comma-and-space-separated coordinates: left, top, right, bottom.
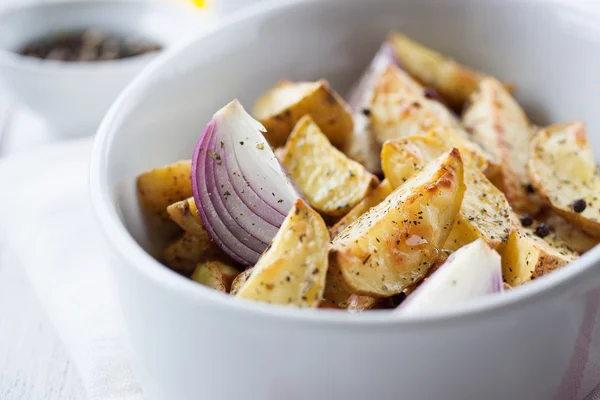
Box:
462, 78, 540, 214
370, 65, 463, 145
230, 268, 252, 296
382, 136, 512, 251
528, 122, 600, 237
331, 148, 465, 297
253, 80, 353, 148
370, 66, 499, 179
236, 199, 329, 307
191, 261, 241, 293
162, 232, 227, 274
137, 160, 193, 220
346, 294, 382, 312
538, 212, 599, 254
500, 222, 578, 286
281, 116, 379, 217
329, 179, 393, 238
388, 32, 485, 110
322, 262, 379, 310
166, 197, 206, 237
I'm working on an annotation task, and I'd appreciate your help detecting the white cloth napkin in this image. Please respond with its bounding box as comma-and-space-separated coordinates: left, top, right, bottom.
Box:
0, 138, 143, 400
2, 138, 600, 400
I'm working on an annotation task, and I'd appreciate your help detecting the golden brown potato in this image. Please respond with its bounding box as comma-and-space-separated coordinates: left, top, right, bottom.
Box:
381, 136, 512, 251
162, 232, 227, 274
166, 197, 206, 238
230, 268, 252, 296
191, 261, 241, 293
462, 77, 540, 214
329, 179, 393, 238
331, 148, 465, 297
281, 116, 379, 217
528, 122, 600, 237
235, 199, 329, 307
388, 31, 485, 110
369, 66, 499, 179
538, 211, 599, 254
346, 294, 381, 312
137, 160, 192, 220
500, 222, 578, 286
370, 65, 463, 145
322, 262, 379, 310
253, 80, 353, 148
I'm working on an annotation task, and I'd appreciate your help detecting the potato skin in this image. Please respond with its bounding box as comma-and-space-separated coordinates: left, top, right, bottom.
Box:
253, 80, 353, 148
191, 261, 241, 293
166, 197, 206, 238
331, 148, 465, 297
388, 31, 485, 110
329, 179, 393, 238
282, 115, 379, 217
500, 222, 578, 286
235, 199, 330, 307
382, 136, 512, 252
462, 78, 540, 214
137, 160, 193, 220
162, 232, 231, 274
528, 122, 600, 237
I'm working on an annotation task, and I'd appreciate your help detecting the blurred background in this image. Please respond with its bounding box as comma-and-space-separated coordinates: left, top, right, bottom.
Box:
0, 0, 261, 157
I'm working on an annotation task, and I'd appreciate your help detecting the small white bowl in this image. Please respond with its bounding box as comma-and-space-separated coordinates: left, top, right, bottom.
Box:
91, 0, 600, 399
0, 0, 207, 138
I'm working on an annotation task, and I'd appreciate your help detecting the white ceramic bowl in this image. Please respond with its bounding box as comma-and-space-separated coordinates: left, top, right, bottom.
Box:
0, 0, 206, 138
91, 1, 600, 399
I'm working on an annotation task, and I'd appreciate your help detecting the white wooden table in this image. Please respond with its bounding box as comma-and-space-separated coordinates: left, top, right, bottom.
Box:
0, 259, 87, 399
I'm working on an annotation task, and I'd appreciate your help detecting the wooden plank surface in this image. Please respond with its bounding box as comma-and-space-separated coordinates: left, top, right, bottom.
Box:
0, 258, 87, 400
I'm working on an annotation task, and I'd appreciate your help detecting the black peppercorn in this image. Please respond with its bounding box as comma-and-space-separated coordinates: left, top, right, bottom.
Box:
520, 214, 533, 227
535, 223, 550, 238
572, 199, 587, 213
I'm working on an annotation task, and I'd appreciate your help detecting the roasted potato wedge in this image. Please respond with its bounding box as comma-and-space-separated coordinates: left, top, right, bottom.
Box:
331, 148, 465, 297
282, 116, 379, 217
528, 122, 600, 237
370, 65, 463, 145
137, 160, 193, 220
388, 32, 485, 110
230, 268, 252, 296
236, 199, 329, 307
370, 66, 499, 179
538, 211, 599, 254
382, 136, 512, 251
322, 262, 379, 310
463, 77, 540, 214
162, 232, 228, 274
253, 80, 353, 148
329, 179, 393, 238
166, 197, 206, 237
191, 261, 241, 293
500, 222, 578, 286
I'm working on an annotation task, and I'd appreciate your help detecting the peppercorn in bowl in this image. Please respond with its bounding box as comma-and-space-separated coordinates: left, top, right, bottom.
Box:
90, 0, 600, 399
0, 0, 205, 138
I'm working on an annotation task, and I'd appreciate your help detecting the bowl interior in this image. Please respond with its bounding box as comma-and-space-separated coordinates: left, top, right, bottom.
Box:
0, 1, 203, 56
96, 0, 600, 296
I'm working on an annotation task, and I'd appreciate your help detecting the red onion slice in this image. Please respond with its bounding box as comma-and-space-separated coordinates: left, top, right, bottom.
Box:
206, 130, 269, 252
192, 121, 261, 265
396, 240, 504, 314
192, 100, 299, 265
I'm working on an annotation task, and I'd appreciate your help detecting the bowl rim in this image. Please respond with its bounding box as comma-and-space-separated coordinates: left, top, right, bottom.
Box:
0, 0, 205, 73
90, 0, 600, 328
